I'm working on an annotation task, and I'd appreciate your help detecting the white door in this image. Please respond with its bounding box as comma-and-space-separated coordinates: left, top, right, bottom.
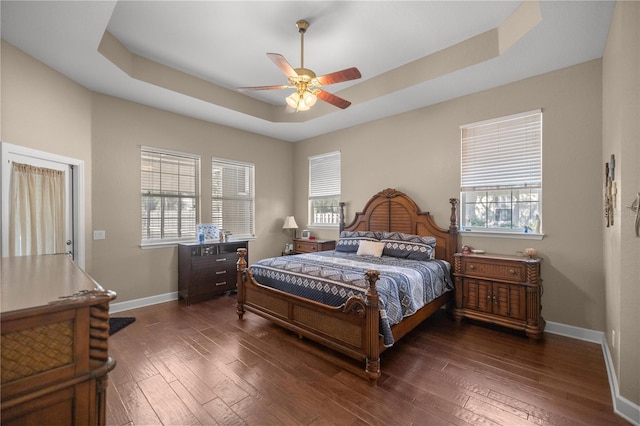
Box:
1, 143, 85, 268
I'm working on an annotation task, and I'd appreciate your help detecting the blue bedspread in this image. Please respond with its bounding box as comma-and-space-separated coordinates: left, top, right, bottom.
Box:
249, 251, 453, 346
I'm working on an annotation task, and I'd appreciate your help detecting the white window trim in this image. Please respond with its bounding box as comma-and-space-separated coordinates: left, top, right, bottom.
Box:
140, 146, 200, 247
460, 229, 545, 240
308, 151, 341, 228
211, 157, 256, 240
460, 110, 543, 235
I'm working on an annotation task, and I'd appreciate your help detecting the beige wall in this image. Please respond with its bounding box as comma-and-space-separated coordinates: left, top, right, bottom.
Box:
1, 39, 293, 304
603, 1, 640, 406
295, 60, 605, 332
1, 40, 94, 269
91, 94, 293, 302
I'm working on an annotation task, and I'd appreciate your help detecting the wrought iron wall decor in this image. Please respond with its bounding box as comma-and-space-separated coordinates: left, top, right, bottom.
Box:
604, 154, 616, 227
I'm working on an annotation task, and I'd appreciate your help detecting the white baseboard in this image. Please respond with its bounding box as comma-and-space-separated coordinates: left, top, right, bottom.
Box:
545, 320, 604, 343
546, 321, 640, 425
109, 291, 178, 314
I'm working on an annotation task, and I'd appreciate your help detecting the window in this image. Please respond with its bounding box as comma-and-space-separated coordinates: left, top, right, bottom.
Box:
141, 147, 199, 243
460, 110, 542, 233
308, 151, 341, 227
211, 158, 255, 239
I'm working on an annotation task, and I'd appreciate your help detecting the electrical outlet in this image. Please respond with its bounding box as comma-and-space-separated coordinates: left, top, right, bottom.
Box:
612, 330, 616, 348
93, 230, 106, 240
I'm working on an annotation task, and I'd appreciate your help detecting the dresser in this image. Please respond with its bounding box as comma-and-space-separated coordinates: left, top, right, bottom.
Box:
1, 255, 116, 425
178, 241, 248, 305
293, 238, 336, 254
453, 253, 544, 339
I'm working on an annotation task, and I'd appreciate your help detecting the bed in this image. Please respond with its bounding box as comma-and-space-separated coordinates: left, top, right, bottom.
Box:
235, 188, 458, 381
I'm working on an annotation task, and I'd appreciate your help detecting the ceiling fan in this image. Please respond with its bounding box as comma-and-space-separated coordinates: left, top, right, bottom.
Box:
238, 19, 361, 111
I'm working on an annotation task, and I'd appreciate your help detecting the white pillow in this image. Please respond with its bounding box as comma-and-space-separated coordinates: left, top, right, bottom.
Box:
356, 240, 385, 257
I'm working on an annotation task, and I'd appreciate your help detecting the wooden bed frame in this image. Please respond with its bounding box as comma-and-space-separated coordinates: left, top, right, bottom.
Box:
236, 188, 458, 381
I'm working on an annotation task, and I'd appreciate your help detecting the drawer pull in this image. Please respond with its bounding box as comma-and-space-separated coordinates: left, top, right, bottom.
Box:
509, 269, 516, 275
216, 258, 227, 262
215, 270, 226, 275
215, 282, 227, 286
468, 264, 476, 270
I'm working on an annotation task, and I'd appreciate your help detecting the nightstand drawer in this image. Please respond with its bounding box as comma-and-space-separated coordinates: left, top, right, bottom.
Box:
463, 259, 525, 282
293, 239, 336, 254
295, 240, 318, 253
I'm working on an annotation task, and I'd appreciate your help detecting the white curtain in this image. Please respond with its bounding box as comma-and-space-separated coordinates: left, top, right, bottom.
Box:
9, 162, 66, 256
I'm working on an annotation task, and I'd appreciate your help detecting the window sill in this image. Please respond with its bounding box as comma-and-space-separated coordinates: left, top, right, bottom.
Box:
140, 236, 256, 249
307, 224, 340, 229
459, 229, 545, 240
140, 239, 192, 249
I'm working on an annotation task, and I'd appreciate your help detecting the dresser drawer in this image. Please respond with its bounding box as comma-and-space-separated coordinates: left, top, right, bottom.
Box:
191, 252, 237, 270
462, 258, 525, 282
189, 269, 236, 295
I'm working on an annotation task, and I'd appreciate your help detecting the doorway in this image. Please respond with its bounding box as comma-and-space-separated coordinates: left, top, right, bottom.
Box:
1, 142, 85, 269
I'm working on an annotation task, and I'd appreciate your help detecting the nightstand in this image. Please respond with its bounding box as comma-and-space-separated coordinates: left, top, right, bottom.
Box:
453, 253, 544, 339
293, 238, 336, 254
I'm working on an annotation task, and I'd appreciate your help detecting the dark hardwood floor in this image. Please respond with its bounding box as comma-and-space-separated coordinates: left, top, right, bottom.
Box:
106, 294, 627, 425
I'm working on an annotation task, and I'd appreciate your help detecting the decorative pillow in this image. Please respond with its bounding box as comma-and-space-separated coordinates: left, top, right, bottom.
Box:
379, 232, 436, 261
335, 231, 380, 253
356, 240, 385, 257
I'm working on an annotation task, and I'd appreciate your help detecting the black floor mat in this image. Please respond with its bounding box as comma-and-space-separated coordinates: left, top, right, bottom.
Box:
109, 317, 135, 335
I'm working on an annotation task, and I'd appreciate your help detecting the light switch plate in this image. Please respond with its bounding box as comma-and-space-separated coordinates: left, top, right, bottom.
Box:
93, 230, 106, 240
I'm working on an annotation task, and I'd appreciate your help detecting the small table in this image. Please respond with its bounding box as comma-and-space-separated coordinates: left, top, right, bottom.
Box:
452, 252, 544, 339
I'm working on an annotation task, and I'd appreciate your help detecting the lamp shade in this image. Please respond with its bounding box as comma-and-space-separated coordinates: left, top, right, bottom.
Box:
282, 216, 299, 230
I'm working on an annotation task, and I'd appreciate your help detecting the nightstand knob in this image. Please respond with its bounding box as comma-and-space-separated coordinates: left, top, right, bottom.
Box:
469, 264, 476, 270
509, 269, 516, 275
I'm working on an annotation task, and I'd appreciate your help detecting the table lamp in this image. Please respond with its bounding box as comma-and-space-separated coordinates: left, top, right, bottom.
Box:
282, 216, 299, 239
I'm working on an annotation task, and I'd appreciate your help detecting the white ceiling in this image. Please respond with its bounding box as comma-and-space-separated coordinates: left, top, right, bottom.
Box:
1, 1, 615, 142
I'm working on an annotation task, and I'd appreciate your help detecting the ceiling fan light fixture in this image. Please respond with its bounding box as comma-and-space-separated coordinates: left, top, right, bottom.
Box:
303, 90, 317, 107
286, 89, 316, 111
286, 92, 301, 108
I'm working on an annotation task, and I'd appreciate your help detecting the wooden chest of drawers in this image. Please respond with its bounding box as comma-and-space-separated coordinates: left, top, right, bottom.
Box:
178, 241, 248, 305
293, 238, 336, 254
453, 253, 544, 339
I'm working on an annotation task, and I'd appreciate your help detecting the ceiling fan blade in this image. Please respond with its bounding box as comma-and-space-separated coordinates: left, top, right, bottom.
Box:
238, 85, 290, 91
316, 67, 361, 86
267, 53, 298, 78
316, 90, 352, 109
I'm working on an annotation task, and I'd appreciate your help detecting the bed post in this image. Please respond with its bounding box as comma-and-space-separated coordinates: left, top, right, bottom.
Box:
364, 270, 381, 382
339, 201, 346, 232
236, 248, 247, 319
449, 198, 459, 232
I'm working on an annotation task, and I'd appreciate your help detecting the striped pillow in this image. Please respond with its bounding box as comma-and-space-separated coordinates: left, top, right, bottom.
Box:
335, 231, 381, 253
380, 232, 436, 261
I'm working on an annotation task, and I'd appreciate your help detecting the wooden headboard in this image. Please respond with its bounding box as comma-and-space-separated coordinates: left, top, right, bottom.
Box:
339, 188, 459, 265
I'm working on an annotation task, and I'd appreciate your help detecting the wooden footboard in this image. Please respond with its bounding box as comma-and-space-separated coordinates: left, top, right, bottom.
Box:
236, 248, 382, 381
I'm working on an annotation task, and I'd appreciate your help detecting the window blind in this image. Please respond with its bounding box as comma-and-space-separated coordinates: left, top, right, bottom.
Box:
211, 158, 255, 239
309, 151, 341, 200
461, 110, 542, 191
141, 147, 199, 241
